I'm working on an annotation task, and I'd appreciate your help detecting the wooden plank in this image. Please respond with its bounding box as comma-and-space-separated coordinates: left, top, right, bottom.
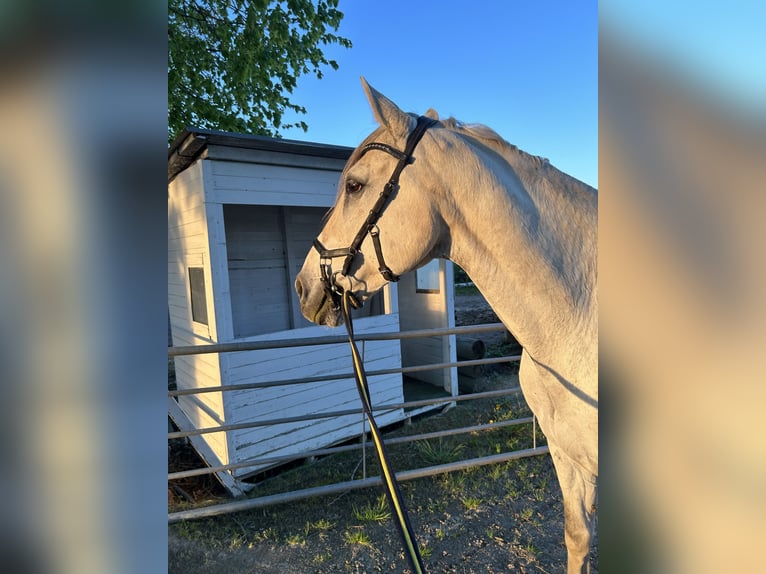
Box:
233, 402, 404, 455
440, 259, 459, 397
210, 160, 341, 184
203, 139, 351, 167
173, 354, 221, 385
201, 193, 230, 341
221, 315, 404, 476
167, 201, 206, 228
225, 355, 405, 414
229, 376, 405, 478
167, 228, 207, 247
280, 207, 297, 329
212, 189, 335, 208
224, 332, 401, 391
210, 163, 340, 203
230, 400, 405, 478
168, 397, 251, 496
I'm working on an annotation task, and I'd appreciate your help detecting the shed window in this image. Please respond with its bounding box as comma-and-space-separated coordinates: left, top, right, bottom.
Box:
416, 259, 441, 293
188, 267, 208, 325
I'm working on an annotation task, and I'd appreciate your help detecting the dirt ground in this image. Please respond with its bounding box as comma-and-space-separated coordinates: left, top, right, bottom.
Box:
168, 292, 598, 573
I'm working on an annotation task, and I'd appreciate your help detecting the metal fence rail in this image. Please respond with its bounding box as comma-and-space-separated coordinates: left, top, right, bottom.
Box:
168, 322, 546, 521
168, 355, 518, 397
168, 322, 509, 357
169, 416, 535, 480
168, 387, 521, 440
169, 446, 550, 523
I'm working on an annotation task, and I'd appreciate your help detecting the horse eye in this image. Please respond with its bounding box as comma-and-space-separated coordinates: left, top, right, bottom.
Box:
345, 179, 363, 194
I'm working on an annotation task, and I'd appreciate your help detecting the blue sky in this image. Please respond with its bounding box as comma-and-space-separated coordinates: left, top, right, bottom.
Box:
280, 1, 598, 188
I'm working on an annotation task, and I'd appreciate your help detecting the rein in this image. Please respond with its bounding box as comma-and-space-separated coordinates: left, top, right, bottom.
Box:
314, 118, 437, 573
341, 291, 425, 574
313, 115, 437, 310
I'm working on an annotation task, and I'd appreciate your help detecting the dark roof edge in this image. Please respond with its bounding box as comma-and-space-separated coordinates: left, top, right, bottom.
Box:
168, 126, 354, 182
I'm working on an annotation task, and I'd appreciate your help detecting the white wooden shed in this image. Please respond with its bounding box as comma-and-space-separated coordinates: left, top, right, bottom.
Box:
168, 127, 457, 494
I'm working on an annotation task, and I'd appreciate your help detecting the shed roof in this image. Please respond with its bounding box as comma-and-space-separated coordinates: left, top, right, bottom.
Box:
168, 126, 354, 183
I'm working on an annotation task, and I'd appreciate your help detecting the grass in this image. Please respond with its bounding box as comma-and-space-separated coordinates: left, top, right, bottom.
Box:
308, 518, 335, 531
520, 507, 534, 521
353, 495, 391, 522
285, 532, 306, 546
439, 470, 467, 497
485, 339, 522, 360
414, 438, 466, 465
256, 526, 278, 541
344, 529, 372, 547
454, 284, 479, 296
312, 551, 332, 564
524, 542, 539, 556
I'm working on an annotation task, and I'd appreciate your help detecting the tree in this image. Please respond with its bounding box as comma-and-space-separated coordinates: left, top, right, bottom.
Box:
168, 0, 351, 141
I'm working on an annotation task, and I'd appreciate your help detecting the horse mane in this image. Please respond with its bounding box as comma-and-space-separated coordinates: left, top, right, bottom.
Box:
441, 117, 550, 169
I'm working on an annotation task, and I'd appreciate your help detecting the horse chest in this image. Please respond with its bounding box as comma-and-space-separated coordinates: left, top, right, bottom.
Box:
518, 353, 598, 469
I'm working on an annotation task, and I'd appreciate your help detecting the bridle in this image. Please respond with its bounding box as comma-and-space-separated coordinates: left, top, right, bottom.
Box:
312, 115, 438, 310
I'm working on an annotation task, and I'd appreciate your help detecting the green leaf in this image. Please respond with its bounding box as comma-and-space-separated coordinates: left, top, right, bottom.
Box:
168, 0, 351, 142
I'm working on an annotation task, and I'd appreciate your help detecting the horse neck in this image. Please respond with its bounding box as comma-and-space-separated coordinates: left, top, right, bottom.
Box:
434, 137, 597, 358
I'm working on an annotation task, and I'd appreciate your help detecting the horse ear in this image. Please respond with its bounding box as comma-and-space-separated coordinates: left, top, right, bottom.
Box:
424, 108, 439, 120
360, 77, 415, 139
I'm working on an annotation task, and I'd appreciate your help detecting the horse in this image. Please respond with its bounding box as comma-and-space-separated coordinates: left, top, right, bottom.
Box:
295, 78, 598, 574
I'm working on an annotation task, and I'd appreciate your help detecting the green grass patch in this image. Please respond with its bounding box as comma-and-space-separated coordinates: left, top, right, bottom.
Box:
454, 284, 479, 295
343, 529, 372, 547
352, 495, 391, 522
308, 518, 334, 531
284, 532, 305, 546
414, 438, 465, 465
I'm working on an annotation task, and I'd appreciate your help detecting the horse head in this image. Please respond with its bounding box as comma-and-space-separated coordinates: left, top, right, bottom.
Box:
295, 78, 445, 326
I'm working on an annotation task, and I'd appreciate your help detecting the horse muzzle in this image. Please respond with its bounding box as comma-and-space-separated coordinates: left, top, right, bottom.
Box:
294, 272, 361, 327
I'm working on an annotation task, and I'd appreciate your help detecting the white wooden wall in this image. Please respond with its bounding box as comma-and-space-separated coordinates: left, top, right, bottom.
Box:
168, 160, 229, 468
398, 259, 458, 395
208, 160, 340, 207
221, 314, 404, 478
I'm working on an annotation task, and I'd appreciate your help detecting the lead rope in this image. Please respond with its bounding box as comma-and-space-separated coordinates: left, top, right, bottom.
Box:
341, 291, 426, 574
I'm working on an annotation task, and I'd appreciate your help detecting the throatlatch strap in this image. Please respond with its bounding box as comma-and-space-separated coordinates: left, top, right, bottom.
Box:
370, 226, 398, 281
341, 291, 426, 574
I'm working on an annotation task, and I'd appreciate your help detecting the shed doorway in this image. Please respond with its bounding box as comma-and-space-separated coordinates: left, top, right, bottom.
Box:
223, 204, 384, 339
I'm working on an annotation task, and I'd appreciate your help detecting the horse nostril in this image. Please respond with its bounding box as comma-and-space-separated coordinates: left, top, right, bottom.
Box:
295, 277, 304, 300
